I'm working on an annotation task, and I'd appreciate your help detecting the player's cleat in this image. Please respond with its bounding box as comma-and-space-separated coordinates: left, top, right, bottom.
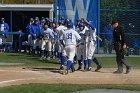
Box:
60, 65, 64, 70
113, 70, 123, 74
57, 59, 61, 63
84, 66, 87, 70
51, 56, 55, 59
77, 66, 82, 70
47, 57, 50, 60
63, 70, 68, 75
87, 67, 92, 71
40, 56, 44, 61
71, 67, 75, 72
95, 65, 102, 72
43, 56, 46, 60
125, 67, 131, 74
73, 61, 77, 64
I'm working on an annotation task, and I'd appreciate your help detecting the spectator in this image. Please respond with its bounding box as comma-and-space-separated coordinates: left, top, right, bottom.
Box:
103, 24, 113, 54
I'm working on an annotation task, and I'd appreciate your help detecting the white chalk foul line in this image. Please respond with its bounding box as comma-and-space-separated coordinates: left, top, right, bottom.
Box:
0, 70, 44, 74
0, 77, 39, 84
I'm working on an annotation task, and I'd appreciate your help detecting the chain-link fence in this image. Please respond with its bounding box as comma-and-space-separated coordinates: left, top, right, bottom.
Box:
100, 0, 140, 55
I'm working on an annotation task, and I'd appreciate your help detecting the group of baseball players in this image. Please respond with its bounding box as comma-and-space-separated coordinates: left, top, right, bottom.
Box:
26, 17, 102, 74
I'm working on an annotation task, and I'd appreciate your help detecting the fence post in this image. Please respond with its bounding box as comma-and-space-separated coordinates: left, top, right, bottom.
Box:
97, 0, 100, 54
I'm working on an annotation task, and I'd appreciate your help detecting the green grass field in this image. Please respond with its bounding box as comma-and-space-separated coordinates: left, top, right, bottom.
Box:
0, 53, 140, 68
0, 84, 140, 93
0, 53, 140, 92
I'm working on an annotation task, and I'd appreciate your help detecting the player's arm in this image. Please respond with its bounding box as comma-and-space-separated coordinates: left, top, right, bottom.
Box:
81, 18, 95, 30
74, 31, 81, 46
4, 23, 9, 38
96, 35, 102, 41
59, 32, 65, 47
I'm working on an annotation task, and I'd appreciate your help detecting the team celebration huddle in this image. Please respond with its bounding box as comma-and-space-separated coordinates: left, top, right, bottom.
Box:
26, 17, 102, 75
26, 16, 131, 75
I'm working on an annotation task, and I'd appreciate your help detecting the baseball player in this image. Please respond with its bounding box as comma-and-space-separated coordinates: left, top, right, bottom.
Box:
61, 22, 81, 74
51, 20, 58, 59
53, 27, 59, 58
26, 18, 34, 54
40, 23, 54, 60
82, 18, 102, 71
30, 18, 42, 56
0, 18, 9, 51
56, 20, 67, 70
76, 22, 88, 70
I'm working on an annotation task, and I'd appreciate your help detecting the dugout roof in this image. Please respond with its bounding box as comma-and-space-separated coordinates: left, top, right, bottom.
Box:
0, 4, 53, 11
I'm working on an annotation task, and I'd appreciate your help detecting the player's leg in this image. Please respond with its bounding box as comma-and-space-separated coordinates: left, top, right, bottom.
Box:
82, 44, 87, 70
51, 41, 55, 59
27, 34, 32, 54
73, 47, 78, 64
77, 46, 82, 70
87, 41, 95, 71
91, 43, 102, 71
32, 39, 37, 56
0, 35, 3, 52
64, 45, 76, 74
69, 45, 76, 72
40, 40, 46, 60
37, 39, 42, 56
60, 49, 67, 70
47, 40, 52, 60
58, 43, 62, 62
82, 43, 88, 70
93, 57, 102, 71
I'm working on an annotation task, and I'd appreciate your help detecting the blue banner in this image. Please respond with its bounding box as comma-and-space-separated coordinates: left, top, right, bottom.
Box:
55, 0, 98, 27
54, 0, 100, 53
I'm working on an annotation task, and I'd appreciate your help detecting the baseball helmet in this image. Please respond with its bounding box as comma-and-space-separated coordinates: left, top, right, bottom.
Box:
30, 18, 34, 21
60, 17, 64, 20
35, 17, 39, 20
34, 18, 39, 22
41, 19, 46, 23
79, 22, 85, 27
67, 22, 73, 28
59, 20, 64, 24
1, 18, 5, 21
64, 18, 71, 23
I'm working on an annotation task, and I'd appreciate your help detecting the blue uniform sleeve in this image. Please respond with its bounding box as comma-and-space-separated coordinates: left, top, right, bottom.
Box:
26, 24, 32, 34
54, 34, 58, 41
86, 21, 95, 30
4, 23, 9, 38
59, 40, 65, 46
29, 25, 34, 36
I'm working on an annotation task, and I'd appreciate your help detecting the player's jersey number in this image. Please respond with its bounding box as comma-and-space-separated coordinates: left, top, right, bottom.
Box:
44, 33, 50, 39
66, 33, 72, 39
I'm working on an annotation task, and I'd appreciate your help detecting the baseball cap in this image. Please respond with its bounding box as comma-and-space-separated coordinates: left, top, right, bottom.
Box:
111, 20, 118, 25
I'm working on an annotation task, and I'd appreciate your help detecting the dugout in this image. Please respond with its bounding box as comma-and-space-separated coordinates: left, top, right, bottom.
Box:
0, 4, 54, 32
0, 4, 53, 52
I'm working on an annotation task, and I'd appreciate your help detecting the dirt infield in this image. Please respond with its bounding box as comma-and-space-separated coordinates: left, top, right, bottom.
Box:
0, 67, 140, 87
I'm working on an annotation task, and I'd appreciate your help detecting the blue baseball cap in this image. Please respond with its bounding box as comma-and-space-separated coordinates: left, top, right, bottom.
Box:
79, 22, 85, 27
67, 22, 73, 28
